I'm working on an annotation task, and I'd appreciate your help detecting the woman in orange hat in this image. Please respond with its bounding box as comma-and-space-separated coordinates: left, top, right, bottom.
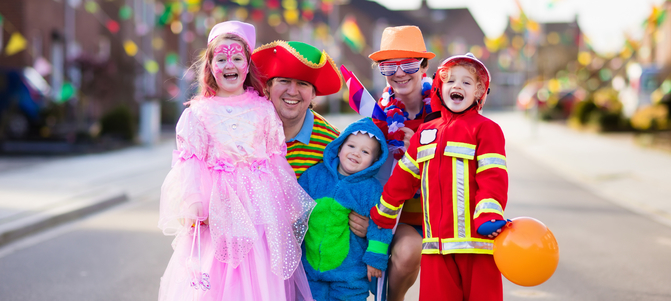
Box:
368, 25, 435, 301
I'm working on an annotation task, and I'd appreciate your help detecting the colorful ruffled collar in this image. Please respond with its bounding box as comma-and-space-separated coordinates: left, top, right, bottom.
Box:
378, 75, 433, 160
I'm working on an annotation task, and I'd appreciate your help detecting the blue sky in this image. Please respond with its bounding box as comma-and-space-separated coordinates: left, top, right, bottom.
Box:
372, 0, 666, 54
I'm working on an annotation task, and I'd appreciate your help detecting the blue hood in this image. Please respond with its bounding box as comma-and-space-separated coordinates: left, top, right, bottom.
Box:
322, 117, 388, 181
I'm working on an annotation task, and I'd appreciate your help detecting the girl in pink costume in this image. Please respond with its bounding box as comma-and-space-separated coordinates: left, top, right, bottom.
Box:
158, 21, 315, 301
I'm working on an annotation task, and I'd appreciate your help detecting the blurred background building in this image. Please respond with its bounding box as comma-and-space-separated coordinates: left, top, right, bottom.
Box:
0, 0, 670, 153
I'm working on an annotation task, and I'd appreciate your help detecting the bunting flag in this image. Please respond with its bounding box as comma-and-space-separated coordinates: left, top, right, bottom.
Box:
251, 9, 265, 21
5, 32, 27, 56
186, 0, 202, 12
119, 5, 132, 20
484, 34, 508, 52
34, 56, 52, 76
643, 5, 667, 28
284, 9, 299, 24
267, 0, 280, 10
341, 15, 365, 53
85, 1, 98, 13
340, 65, 386, 121
144, 59, 159, 74
106, 20, 120, 33
124, 40, 138, 56
301, 0, 315, 21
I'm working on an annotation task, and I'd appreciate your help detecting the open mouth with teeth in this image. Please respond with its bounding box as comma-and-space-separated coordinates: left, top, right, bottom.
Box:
223, 73, 238, 80
450, 91, 464, 100
282, 98, 299, 105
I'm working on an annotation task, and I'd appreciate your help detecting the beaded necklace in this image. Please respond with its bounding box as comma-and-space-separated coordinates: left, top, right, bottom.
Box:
378, 75, 433, 160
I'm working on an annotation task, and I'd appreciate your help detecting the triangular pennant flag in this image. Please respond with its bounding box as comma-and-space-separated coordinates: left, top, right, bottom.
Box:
5, 32, 27, 56
340, 16, 365, 53
340, 65, 385, 121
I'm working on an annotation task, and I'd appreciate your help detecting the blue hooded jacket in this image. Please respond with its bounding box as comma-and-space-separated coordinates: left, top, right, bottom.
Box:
298, 117, 392, 282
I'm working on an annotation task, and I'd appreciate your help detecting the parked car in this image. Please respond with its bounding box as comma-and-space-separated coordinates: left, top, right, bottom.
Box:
0, 67, 51, 139
517, 80, 586, 119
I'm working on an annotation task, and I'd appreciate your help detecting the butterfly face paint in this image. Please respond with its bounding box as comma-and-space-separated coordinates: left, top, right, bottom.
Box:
210, 39, 248, 97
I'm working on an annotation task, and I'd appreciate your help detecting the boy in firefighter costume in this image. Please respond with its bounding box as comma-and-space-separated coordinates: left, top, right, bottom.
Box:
298, 117, 393, 301
371, 53, 508, 301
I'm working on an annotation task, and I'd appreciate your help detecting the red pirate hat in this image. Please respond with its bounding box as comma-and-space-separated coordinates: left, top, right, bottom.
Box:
251, 41, 343, 96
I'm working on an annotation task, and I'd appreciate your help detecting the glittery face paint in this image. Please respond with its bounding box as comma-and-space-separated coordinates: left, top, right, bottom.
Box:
213, 43, 248, 75
210, 40, 248, 97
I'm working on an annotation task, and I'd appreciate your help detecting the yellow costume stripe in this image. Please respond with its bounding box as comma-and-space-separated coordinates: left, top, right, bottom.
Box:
474, 199, 504, 218
476, 153, 507, 173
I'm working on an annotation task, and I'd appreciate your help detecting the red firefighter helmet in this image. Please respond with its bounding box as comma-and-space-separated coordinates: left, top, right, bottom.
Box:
436, 53, 491, 110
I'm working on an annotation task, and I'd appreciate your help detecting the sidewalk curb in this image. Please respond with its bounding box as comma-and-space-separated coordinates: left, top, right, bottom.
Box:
0, 190, 128, 247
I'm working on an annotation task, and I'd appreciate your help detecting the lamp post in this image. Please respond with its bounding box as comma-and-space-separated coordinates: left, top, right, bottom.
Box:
328, 1, 341, 114
138, 0, 161, 146
177, 0, 188, 116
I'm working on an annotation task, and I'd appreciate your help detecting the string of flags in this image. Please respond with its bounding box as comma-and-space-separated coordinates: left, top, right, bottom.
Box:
0, 0, 358, 58
0, 0, 355, 105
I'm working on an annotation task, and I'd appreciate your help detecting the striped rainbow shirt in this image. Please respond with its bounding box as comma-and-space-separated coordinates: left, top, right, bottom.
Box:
286, 110, 339, 178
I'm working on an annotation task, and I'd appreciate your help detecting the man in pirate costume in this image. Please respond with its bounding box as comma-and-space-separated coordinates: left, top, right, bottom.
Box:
251, 41, 371, 238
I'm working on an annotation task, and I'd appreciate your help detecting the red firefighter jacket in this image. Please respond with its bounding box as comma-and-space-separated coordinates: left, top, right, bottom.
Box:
371, 84, 508, 255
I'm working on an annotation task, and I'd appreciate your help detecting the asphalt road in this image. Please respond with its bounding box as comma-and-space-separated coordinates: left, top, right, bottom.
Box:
1, 145, 671, 300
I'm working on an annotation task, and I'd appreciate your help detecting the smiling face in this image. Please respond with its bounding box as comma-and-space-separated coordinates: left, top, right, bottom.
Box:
441, 65, 480, 113
382, 58, 429, 99
337, 133, 380, 177
210, 39, 248, 97
267, 77, 316, 125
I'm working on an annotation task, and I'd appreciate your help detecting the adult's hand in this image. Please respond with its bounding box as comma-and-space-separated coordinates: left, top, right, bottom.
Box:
349, 211, 369, 238
399, 127, 415, 150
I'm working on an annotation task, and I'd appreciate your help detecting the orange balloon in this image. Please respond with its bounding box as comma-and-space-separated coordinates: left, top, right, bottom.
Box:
493, 217, 559, 286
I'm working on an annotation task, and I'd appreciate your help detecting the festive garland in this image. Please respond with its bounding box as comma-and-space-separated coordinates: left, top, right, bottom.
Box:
378, 75, 433, 160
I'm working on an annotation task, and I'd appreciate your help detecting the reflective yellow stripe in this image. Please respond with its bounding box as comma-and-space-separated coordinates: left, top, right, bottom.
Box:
452, 158, 458, 238
422, 238, 440, 254
376, 197, 400, 219
381, 197, 401, 211
477, 153, 507, 173
422, 160, 433, 238
417, 143, 436, 162
464, 159, 471, 236
453, 157, 472, 239
440, 238, 494, 255
474, 199, 504, 219
398, 153, 421, 179
376, 206, 397, 219
444, 142, 476, 160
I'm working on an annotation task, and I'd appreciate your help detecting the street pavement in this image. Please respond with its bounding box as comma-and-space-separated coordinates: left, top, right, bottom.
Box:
1, 110, 670, 300
0, 138, 174, 247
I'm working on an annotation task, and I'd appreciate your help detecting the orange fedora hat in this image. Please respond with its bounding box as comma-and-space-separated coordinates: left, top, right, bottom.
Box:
368, 25, 436, 62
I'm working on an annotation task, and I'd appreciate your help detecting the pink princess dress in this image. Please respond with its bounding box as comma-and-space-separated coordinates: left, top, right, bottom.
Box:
158, 88, 315, 301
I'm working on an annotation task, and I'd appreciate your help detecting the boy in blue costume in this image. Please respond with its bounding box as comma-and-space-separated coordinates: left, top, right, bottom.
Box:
298, 117, 393, 301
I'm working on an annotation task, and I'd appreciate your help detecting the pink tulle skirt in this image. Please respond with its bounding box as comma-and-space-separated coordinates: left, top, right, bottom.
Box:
159, 224, 313, 301
158, 154, 315, 301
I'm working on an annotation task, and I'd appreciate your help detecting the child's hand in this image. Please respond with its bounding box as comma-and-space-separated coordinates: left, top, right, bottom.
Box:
367, 265, 382, 282
184, 203, 207, 227
399, 127, 415, 150
477, 219, 507, 238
